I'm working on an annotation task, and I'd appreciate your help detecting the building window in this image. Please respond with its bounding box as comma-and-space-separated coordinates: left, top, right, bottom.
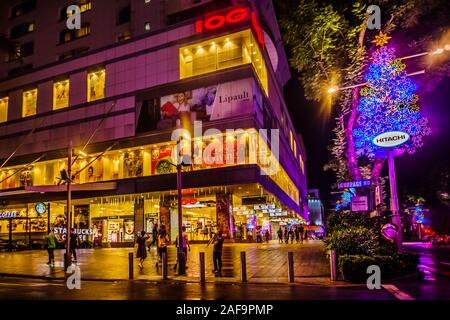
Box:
144, 22, 151, 31
117, 31, 131, 42
58, 46, 89, 61
53, 80, 70, 110
23, 88, 37, 117
0, 97, 8, 123
180, 29, 268, 95
10, 21, 35, 39
87, 69, 105, 102
8, 42, 34, 62
11, 0, 36, 18
60, 24, 90, 43
294, 140, 297, 158
117, 5, 131, 25
299, 155, 305, 174
289, 130, 294, 151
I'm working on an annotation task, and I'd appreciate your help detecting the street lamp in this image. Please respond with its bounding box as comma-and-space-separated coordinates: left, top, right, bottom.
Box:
169, 141, 192, 275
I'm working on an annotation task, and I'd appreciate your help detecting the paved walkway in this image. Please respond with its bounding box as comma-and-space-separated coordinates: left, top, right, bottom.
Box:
0, 240, 330, 284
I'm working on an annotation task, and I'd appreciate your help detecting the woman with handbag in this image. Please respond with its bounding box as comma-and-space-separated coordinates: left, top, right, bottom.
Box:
156, 227, 170, 267
136, 230, 148, 269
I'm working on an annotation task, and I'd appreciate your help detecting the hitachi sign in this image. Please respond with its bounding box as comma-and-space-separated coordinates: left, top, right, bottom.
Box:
372, 131, 410, 148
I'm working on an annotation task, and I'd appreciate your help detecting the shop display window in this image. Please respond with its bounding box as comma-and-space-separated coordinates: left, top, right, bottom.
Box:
22, 88, 37, 117
53, 79, 69, 110
87, 69, 105, 102
123, 150, 144, 178
180, 29, 268, 95
0, 97, 8, 123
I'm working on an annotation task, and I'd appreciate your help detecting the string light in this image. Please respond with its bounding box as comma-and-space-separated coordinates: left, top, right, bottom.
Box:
352, 46, 431, 157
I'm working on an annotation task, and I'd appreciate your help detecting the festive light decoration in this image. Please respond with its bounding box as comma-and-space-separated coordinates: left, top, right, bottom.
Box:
335, 187, 356, 211
372, 31, 392, 47
412, 205, 425, 224
353, 45, 431, 157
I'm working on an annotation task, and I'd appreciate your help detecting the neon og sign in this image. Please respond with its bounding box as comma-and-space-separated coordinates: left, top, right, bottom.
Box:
195, 6, 264, 48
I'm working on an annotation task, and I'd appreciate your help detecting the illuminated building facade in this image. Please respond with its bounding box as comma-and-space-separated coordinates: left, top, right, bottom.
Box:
0, 0, 307, 246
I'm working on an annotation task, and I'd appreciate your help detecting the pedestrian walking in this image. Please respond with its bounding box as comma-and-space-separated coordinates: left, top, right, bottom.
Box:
174, 226, 190, 271
277, 228, 283, 244
264, 229, 270, 243
289, 228, 294, 244
69, 228, 78, 262
207, 229, 224, 276
148, 223, 158, 250
136, 230, 148, 269
156, 226, 170, 267
294, 227, 300, 243
299, 225, 305, 243
43, 228, 57, 266
284, 228, 289, 244
256, 228, 262, 243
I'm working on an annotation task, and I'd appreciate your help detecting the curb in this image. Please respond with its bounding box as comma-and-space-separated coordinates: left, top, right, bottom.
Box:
0, 272, 353, 287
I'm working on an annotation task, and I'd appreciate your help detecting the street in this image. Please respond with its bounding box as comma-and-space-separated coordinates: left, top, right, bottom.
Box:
0, 241, 449, 300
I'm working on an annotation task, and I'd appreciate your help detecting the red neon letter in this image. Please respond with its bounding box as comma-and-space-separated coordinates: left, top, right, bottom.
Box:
204, 15, 226, 30
226, 8, 249, 24
195, 20, 203, 33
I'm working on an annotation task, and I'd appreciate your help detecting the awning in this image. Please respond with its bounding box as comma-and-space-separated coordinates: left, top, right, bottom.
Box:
0, 182, 117, 198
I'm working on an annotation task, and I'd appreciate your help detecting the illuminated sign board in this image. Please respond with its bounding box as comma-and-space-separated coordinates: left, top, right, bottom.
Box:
0, 211, 18, 219
54, 227, 93, 241
338, 180, 371, 189
372, 131, 410, 148
195, 6, 264, 48
35, 202, 47, 215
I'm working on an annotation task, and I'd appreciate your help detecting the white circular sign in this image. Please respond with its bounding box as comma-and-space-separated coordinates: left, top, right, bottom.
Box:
372, 131, 410, 148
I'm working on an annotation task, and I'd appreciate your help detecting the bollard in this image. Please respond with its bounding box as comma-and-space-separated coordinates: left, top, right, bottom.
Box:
288, 252, 295, 283
162, 252, 168, 280
240, 251, 247, 283
199, 252, 206, 283
330, 249, 337, 281
128, 252, 134, 280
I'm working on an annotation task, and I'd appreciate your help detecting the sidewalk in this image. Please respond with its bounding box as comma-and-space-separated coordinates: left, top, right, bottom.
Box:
0, 240, 331, 285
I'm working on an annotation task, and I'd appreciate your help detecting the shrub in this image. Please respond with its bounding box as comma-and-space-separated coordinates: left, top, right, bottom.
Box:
339, 253, 419, 283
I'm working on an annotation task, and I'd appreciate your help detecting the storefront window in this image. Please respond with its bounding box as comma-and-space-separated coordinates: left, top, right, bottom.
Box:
180, 29, 268, 95
0, 97, 8, 123
22, 88, 37, 117
53, 79, 69, 110
90, 200, 135, 243
87, 69, 105, 102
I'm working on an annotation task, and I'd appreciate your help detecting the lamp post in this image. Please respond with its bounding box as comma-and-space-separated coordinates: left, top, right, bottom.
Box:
387, 148, 402, 252
65, 140, 73, 270
176, 157, 185, 275
174, 139, 191, 275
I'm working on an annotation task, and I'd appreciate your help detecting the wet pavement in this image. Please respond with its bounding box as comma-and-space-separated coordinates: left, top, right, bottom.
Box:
403, 242, 450, 277
0, 276, 395, 300
0, 240, 330, 284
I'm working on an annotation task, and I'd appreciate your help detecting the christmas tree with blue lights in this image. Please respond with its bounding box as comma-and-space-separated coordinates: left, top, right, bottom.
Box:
353, 44, 431, 157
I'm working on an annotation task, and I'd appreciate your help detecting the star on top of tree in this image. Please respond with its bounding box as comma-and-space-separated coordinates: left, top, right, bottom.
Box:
372, 31, 391, 47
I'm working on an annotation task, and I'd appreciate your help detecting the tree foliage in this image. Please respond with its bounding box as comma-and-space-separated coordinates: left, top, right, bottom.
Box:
277, 0, 449, 183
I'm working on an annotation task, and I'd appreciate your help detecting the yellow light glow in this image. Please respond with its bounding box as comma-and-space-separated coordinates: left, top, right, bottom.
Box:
327, 87, 338, 94
432, 48, 444, 55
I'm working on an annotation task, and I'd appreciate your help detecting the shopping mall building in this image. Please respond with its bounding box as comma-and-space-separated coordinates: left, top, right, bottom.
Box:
0, 0, 307, 247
